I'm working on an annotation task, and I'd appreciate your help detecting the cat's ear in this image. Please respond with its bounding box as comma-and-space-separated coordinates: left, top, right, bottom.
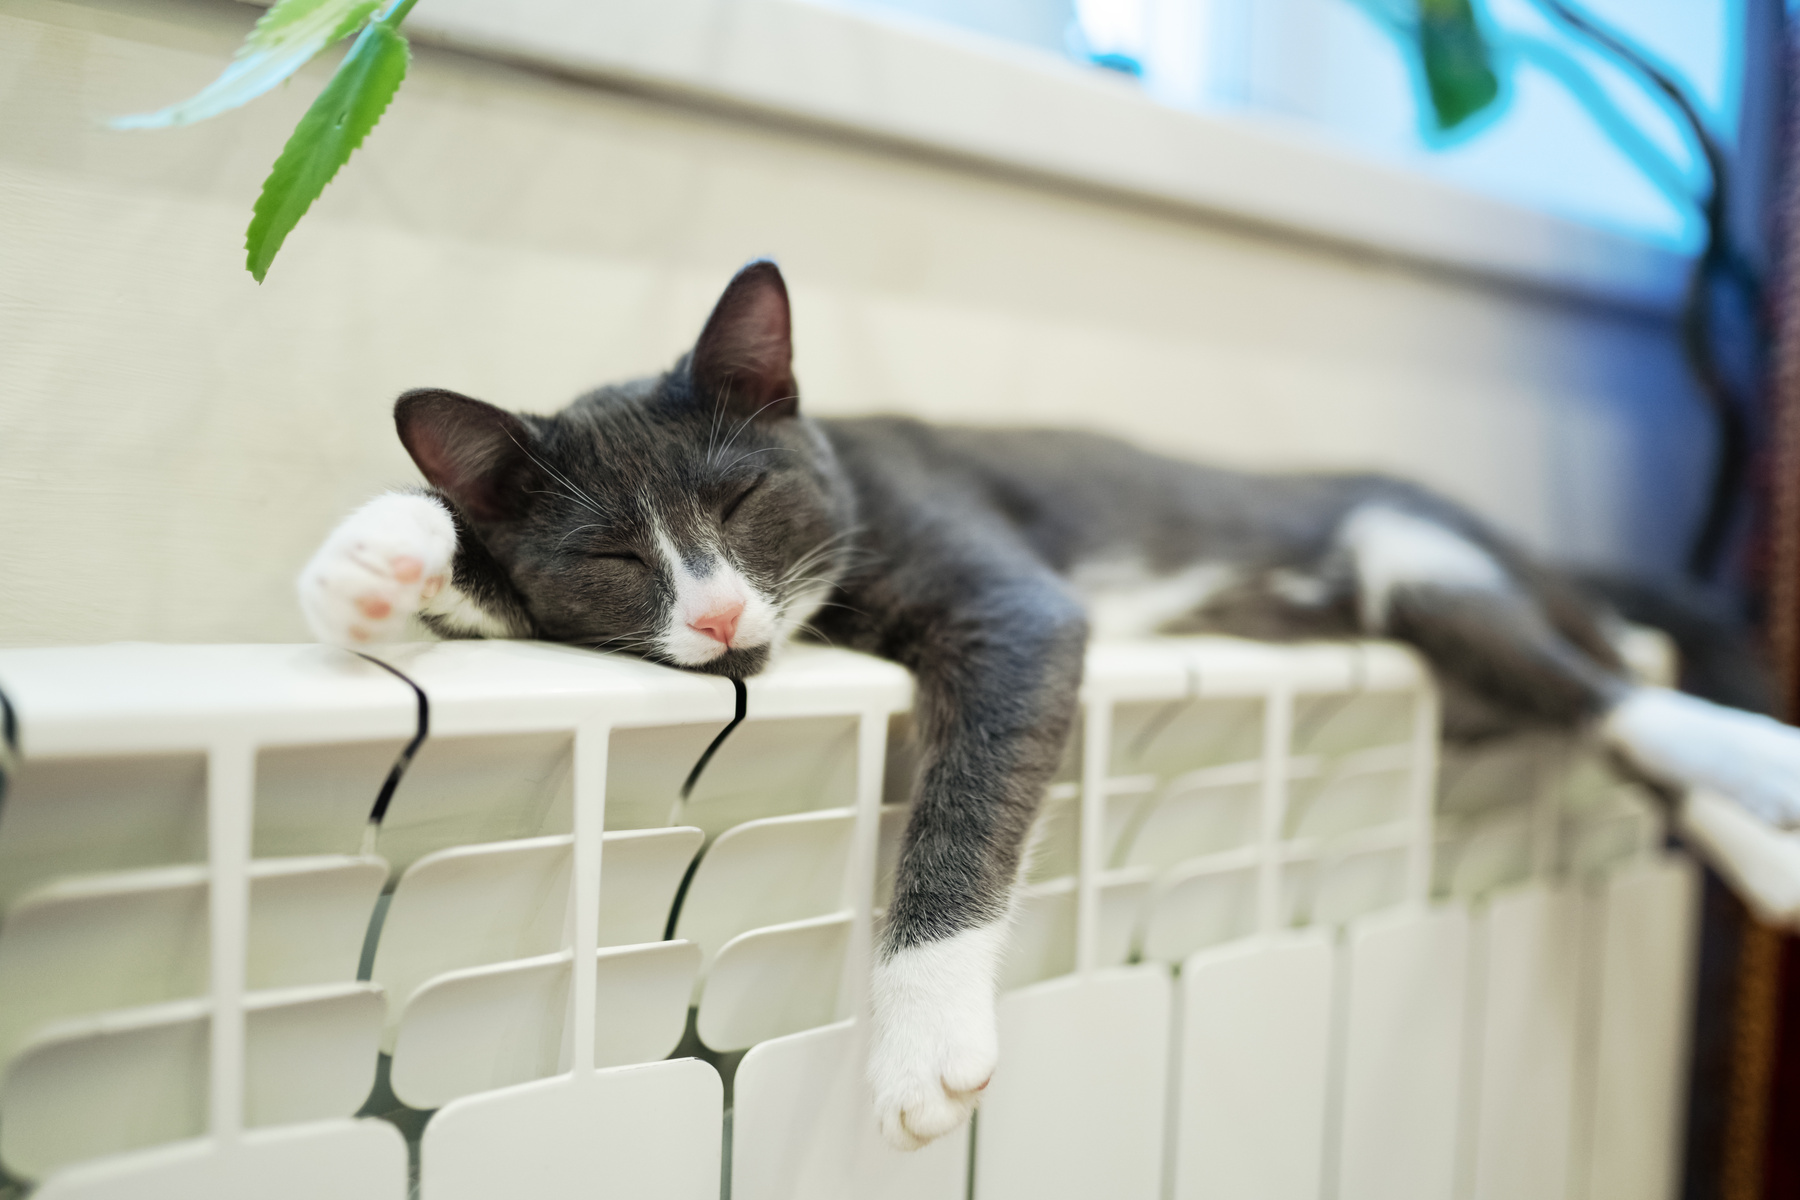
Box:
394, 388, 536, 523
689, 260, 798, 421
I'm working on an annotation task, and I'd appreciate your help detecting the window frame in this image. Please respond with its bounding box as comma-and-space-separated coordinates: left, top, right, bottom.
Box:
252, 0, 1689, 313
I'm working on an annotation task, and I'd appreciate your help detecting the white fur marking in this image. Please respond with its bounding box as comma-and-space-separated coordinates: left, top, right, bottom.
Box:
868, 922, 1006, 1150
654, 523, 781, 666
1603, 687, 1800, 828
1338, 505, 1506, 630
772, 583, 832, 654
298, 492, 462, 644
420, 579, 516, 639
1609, 623, 1679, 688
1070, 557, 1240, 639
1269, 568, 1333, 607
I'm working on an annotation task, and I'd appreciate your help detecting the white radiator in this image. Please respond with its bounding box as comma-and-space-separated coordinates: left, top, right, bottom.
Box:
0, 637, 1696, 1200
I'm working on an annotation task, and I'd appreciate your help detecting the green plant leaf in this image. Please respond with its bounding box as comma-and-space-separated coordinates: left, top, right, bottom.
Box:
1417, 0, 1500, 130
244, 18, 409, 282
111, 0, 381, 130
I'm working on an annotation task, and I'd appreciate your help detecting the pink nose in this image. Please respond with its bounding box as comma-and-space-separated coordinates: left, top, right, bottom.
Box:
689, 601, 744, 646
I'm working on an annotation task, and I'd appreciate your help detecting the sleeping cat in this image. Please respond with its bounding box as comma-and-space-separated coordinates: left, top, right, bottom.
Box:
300, 260, 1800, 1150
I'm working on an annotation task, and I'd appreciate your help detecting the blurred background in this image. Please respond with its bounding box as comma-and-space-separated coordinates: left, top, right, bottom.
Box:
0, 0, 1776, 648
3, 3, 1798, 1193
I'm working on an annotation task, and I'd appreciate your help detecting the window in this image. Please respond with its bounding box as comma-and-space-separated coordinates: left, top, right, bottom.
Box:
842, 0, 1744, 253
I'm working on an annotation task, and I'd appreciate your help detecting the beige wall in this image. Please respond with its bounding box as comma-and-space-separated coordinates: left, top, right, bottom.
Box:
0, 0, 1713, 648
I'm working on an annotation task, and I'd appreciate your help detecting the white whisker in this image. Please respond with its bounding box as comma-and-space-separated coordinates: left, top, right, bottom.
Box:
715, 393, 799, 463
706, 383, 731, 466
720, 445, 791, 475
556, 523, 610, 551
509, 433, 610, 519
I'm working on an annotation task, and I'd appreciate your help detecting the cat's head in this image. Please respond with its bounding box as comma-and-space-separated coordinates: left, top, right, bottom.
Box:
394, 261, 853, 677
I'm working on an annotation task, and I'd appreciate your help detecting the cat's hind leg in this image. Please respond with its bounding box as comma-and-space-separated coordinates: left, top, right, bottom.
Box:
1339, 504, 1800, 826
1604, 689, 1800, 827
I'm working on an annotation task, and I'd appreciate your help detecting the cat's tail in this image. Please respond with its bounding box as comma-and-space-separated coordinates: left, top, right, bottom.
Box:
1571, 569, 1777, 715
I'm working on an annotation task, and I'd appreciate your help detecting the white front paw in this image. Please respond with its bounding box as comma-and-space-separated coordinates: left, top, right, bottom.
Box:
298, 493, 457, 646
868, 923, 1006, 1151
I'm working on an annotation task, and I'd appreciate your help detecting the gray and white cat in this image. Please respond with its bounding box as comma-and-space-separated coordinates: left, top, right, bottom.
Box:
300, 261, 1800, 1150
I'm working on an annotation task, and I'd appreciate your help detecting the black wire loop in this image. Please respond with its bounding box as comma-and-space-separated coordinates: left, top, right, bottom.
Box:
0, 679, 17, 810
681, 678, 747, 800
353, 652, 430, 827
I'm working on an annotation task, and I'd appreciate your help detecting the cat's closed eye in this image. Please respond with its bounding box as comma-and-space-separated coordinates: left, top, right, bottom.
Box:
722, 476, 765, 522
585, 550, 646, 567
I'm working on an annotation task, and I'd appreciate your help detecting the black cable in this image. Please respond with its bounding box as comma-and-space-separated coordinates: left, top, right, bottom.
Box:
354, 652, 430, 826
663, 854, 703, 943
663, 678, 749, 939
0, 678, 16, 813
0, 682, 15, 757
1535, 0, 1759, 582
681, 678, 747, 801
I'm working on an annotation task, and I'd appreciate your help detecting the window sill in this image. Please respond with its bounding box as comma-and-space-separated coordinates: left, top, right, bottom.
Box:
267, 0, 1690, 315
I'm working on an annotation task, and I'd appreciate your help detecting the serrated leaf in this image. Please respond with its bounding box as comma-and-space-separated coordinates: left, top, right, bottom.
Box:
110, 0, 380, 130
1417, 0, 1500, 131
245, 19, 409, 282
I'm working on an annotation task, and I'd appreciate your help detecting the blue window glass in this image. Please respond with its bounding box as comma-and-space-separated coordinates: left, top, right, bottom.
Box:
834, 0, 1745, 254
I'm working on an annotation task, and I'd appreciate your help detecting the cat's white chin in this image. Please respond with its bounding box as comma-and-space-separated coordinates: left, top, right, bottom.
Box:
867, 922, 1006, 1151
659, 631, 776, 668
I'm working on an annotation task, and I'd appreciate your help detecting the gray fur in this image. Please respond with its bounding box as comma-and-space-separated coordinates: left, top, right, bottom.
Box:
394, 261, 1657, 959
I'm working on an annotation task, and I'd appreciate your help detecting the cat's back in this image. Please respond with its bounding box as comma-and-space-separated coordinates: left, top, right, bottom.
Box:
814, 415, 1414, 568
817, 415, 1207, 496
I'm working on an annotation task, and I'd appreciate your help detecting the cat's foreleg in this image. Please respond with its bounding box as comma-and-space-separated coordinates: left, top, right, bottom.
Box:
866, 574, 1087, 1150
297, 490, 524, 644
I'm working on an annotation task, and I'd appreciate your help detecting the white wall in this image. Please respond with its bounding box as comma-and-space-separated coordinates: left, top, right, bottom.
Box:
0, 0, 1713, 647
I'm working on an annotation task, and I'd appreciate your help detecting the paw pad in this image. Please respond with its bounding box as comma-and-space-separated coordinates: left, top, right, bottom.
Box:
296, 494, 458, 647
